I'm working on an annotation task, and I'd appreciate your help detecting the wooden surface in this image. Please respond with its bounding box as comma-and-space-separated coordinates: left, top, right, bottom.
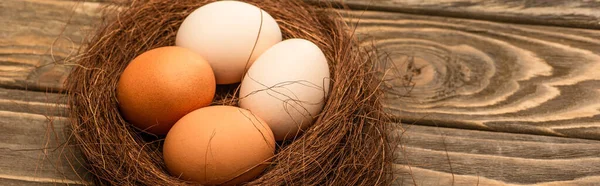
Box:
0, 88, 88, 185
337, 0, 600, 29
394, 125, 600, 186
2, 0, 600, 185
348, 10, 600, 140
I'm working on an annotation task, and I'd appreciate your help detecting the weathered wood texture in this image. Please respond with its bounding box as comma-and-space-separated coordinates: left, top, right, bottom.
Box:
335, 0, 600, 29
3, 88, 600, 186
3, 0, 600, 185
0, 0, 104, 92
346, 10, 600, 140
83, 0, 600, 29
4, 0, 600, 140
0, 88, 88, 185
394, 124, 600, 186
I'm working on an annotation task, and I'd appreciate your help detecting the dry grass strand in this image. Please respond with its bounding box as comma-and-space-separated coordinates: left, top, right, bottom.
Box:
66, 0, 394, 185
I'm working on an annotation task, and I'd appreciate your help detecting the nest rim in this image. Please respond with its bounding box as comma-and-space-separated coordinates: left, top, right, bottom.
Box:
66, 0, 394, 185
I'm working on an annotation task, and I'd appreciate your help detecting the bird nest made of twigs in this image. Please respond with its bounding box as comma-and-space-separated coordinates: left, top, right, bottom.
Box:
66, 0, 394, 185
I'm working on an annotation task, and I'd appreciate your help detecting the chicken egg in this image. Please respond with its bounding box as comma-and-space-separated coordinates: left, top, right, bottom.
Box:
117, 46, 215, 135
176, 1, 282, 84
239, 39, 330, 141
163, 106, 275, 185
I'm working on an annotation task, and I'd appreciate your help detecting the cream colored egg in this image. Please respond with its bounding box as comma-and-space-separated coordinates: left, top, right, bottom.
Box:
239, 39, 330, 141
176, 1, 282, 84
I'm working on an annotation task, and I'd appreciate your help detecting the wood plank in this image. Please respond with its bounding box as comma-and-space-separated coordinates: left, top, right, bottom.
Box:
0, 88, 90, 185
0, 88, 66, 117
81, 0, 600, 30
3, 87, 600, 185
343, 10, 600, 140
66, 0, 600, 30
3, 0, 600, 184
4, 0, 600, 141
393, 124, 600, 185
330, 0, 600, 29
394, 166, 600, 186
0, 178, 82, 186
0, 0, 104, 92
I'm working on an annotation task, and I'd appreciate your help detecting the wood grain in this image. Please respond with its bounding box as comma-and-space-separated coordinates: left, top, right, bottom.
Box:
0, 178, 81, 186
3, 0, 600, 185
0, 87, 66, 117
4, 0, 600, 141
66, 0, 600, 29
0, 88, 89, 185
70, 0, 600, 30
0, 0, 104, 92
394, 124, 600, 185
2, 88, 600, 185
342, 10, 600, 140
331, 0, 600, 29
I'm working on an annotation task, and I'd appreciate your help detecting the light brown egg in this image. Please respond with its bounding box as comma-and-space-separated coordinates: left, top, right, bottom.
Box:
163, 106, 275, 185
117, 46, 215, 135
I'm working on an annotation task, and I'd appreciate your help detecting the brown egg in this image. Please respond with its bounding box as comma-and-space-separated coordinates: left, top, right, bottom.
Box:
117, 46, 215, 135
163, 106, 275, 185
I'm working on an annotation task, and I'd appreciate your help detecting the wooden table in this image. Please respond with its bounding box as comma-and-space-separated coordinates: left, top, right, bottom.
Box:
2, 0, 600, 185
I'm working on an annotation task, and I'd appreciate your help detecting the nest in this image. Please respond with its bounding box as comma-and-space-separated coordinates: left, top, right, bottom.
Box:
66, 0, 394, 185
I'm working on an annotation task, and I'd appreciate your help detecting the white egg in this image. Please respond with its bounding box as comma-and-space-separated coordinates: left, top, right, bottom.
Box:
176, 1, 282, 84
239, 39, 330, 141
